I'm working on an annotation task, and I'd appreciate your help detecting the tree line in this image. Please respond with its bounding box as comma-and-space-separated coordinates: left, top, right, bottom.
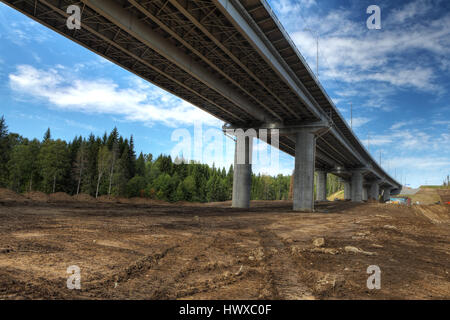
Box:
0, 116, 343, 202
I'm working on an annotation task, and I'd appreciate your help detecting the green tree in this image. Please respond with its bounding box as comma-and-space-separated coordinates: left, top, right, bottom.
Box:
0, 116, 10, 187
43, 128, 51, 142
96, 146, 111, 198
126, 176, 147, 197
135, 152, 146, 177
152, 173, 174, 201
73, 140, 87, 195
7, 140, 40, 192
38, 140, 70, 193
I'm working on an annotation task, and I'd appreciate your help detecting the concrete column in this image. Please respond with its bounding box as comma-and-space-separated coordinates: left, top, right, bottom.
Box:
232, 135, 252, 208
343, 180, 352, 200
351, 171, 363, 202
293, 129, 316, 211
362, 187, 368, 201
382, 187, 392, 202
316, 171, 327, 202
370, 182, 380, 201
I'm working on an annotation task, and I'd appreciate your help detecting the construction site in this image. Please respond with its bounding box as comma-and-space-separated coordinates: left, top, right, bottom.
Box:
0, 187, 449, 300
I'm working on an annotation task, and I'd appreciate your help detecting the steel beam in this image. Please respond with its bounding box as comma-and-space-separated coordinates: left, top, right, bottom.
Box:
213, 0, 326, 121
83, 0, 273, 123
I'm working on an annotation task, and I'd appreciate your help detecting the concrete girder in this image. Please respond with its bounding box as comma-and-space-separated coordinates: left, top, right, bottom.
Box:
129, 0, 284, 122
83, 0, 274, 123
167, 0, 301, 120
37, 0, 246, 125
213, 0, 327, 122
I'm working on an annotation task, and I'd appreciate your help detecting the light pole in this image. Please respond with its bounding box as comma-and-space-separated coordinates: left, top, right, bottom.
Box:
304, 28, 319, 78
350, 102, 353, 129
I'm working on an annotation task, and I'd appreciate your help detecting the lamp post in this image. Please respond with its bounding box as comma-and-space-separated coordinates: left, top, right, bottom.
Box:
304, 28, 319, 78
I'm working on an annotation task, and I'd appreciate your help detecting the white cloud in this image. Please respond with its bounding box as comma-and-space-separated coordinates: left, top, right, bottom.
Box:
9, 65, 221, 127
388, 0, 434, 25
0, 19, 52, 45
388, 156, 450, 170
390, 120, 421, 130
285, 3, 450, 93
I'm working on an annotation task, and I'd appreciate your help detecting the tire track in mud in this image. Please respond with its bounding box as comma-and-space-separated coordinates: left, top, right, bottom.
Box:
81, 245, 178, 296
256, 229, 314, 300
147, 232, 252, 299
147, 234, 225, 299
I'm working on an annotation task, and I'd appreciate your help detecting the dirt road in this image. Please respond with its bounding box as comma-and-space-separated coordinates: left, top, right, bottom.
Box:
0, 199, 449, 299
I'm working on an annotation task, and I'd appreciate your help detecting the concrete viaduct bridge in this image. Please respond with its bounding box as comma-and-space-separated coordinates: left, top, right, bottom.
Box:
3, 0, 402, 211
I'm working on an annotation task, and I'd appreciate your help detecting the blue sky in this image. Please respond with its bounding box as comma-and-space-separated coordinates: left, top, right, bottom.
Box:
0, 0, 449, 187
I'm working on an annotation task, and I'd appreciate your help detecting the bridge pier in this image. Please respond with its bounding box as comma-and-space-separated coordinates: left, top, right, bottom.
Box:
316, 171, 327, 202
342, 180, 352, 200
351, 170, 364, 202
293, 129, 316, 211
362, 186, 368, 201
382, 187, 392, 202
370, 181, 380, 201
232, 135, 253, 208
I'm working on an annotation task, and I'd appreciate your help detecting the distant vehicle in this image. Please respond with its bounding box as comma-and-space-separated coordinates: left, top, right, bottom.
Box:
388, 197, 411, 205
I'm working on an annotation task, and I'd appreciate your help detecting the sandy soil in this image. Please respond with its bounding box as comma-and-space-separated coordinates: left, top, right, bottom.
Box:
437, 189, 450, 203
0, 198, 448, 300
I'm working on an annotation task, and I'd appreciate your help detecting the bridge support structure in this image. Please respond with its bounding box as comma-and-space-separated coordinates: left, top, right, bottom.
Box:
316, 170, 327, 202
293, 128, 316, 211
382, 187, 392, 202
232, 134, 253, 208
341, 179, 352, 200
369, 180, 381, 201
362, 186, 368, 201
351, 170, 364, 202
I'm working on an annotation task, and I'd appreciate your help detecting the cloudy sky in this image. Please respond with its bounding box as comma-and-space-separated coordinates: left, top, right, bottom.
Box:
0, 0, 449, 187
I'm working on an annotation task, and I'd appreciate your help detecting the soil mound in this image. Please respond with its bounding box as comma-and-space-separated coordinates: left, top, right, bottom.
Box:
437, 189, 450, 203
0, 188, 26, 201
72, 193, 95, 202
24, 191, 49, 202
97, 195, 119, 203
414, 204, 450, 224
49, 192, 74, 202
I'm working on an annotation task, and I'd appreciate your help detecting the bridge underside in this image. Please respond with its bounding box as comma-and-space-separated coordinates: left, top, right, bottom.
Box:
2, 0, 401, 210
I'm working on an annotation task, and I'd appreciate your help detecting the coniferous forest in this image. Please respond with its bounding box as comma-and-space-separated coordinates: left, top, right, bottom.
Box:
0, 116, 343, 202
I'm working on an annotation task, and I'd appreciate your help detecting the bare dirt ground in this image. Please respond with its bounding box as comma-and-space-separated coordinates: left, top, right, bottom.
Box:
437, 189, 450, 203
0, 196, 449, 300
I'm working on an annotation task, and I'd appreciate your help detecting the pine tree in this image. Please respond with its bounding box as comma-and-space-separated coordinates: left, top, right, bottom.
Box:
108, 130, 119, 195
83, 134, 99, 196
135, 152, 146, 177
43, 128, 51, 142
128, 135, 136, 178
73, 140, 87, 195
96, 146, 111, 198
38, 140, 70, 193
0, 116, 10, 187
